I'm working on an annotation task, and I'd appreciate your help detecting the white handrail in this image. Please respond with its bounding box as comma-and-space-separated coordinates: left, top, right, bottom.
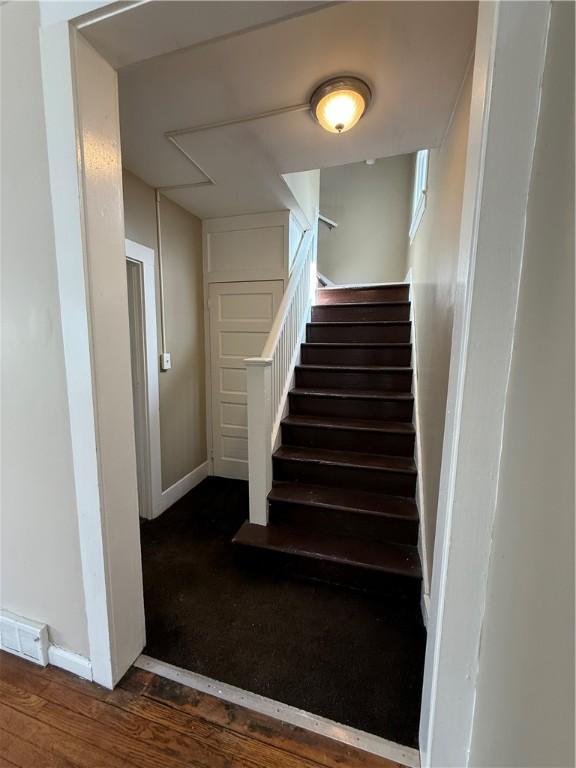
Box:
245, 225, 317, 525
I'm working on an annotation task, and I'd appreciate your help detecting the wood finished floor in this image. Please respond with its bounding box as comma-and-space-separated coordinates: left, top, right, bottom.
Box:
0, 651, 407, 768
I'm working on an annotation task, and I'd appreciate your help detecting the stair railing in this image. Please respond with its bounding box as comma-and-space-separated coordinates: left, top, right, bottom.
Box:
245, 225, 317, 525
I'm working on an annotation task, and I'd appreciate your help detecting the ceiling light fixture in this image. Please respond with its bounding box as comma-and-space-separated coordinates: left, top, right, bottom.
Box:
310, 76, 372, 134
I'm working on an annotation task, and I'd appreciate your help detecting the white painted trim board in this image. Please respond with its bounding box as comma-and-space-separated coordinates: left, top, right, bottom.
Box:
160, 462, 209, 513
125, 238, 162, 521
405, 268, 431, 613
419, 3, 552, 764
40, 19, 115, 689
48, 646, 93, 680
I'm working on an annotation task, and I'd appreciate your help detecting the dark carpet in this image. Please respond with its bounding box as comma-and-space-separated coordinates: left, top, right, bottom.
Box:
140, 476, 426, 748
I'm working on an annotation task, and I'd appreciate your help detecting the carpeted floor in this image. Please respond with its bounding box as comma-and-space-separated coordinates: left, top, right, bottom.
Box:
140, 476, 426, 748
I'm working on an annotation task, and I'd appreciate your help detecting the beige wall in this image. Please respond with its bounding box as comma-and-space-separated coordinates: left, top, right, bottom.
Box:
318, 155, 412, 284
0, 2, 89, 655
122, 171, 207, 490
470, 4, 575, 765
407, 63, 473, 577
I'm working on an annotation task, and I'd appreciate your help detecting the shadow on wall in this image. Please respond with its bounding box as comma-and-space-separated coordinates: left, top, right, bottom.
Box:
317, 154, 413, 285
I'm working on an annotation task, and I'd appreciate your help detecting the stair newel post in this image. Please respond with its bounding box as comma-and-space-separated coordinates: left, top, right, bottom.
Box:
245, 357, 274, 526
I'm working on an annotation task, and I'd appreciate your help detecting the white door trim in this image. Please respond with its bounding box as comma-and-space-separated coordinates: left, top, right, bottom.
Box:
419, 2, 552, 765
40, 18, 115, 688
125, 239, 162, 520
40, 16, 146, 687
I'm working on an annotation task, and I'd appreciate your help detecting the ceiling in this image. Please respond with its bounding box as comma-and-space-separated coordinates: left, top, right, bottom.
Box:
84, 1, 478, 220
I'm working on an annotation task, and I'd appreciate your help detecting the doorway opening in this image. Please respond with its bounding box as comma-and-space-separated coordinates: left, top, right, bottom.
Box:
39, 0, 515, 763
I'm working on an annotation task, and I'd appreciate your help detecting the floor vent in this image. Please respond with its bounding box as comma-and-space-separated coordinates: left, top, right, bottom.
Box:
0, 610, 49, 666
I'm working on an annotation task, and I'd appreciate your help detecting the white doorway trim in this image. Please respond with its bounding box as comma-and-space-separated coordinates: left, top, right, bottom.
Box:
125, 239, 162, 520
418, 2, 552, 766
40, 15, 146, 688
39, 1, 554, 746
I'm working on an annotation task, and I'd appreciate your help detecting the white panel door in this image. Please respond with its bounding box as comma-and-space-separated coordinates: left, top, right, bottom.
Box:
209, 280, 283, 479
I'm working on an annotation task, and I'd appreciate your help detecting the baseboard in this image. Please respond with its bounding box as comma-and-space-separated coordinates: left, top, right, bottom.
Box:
159, 461, 209, 514
406, 269, 432, 613
48, 645, 93, 680
421, 589, 431, 628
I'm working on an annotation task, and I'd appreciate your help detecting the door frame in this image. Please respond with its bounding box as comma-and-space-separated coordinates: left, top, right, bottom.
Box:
39, 2, 552, 757
125, 239, 162, 521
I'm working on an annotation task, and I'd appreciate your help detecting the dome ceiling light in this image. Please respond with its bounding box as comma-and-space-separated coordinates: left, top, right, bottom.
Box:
310, 76, 372, 134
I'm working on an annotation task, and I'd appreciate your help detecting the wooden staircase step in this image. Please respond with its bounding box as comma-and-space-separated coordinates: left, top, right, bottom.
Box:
316, 284, 409, 304
281, 414, 415, 455
268, 481, 419, 545
295, 364, 412, 393
289, 387, 414, 421
273, 445, 417, 496
232, 521, 421, 594
269, 480, 418, 517
312, 301, 410, 322
301, 342, 412, 366
274, 445, 416, 473
282, 414, 415, 433
306, 321, 411, 343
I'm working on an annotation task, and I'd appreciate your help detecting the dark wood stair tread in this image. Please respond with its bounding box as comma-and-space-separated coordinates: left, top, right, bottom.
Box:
233, 522, 421, 579
291, 387, 414, 400
313, 300, 411, 307
302, 342, 412, 348
296, 364, 413, 373
269, 480, 418, 519
274, 445, 417, 473
307, 320, 411, 327
282, 414, 415, 434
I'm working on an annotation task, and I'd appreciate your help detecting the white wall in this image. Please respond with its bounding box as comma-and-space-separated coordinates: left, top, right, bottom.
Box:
408, 62, 473, 579
0, 1, 89, 656
469, 3, 574, 765
123, 170, 207, 491
318, 155, 412, 284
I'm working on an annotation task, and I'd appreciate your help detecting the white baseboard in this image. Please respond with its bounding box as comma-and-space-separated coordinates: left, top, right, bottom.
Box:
159, 461, 209, 514
48, 645, 93, 680
0, 610, 93, 680
421, 589, 431, 628
406, 269, 432, 622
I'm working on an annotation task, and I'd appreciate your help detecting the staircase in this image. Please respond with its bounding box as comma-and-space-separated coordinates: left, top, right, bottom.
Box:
233, 283, 421, 598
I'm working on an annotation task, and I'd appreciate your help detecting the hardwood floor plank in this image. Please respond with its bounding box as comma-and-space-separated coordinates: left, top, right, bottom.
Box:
42, 679, 324, 768
0, 704, 139, 768
0, 654, 108, 702
117, 666, 154, 695
0, 680, 206, 768
142, 672, 404, 768
0, 728, 76, 768
0, 652, 407, 768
